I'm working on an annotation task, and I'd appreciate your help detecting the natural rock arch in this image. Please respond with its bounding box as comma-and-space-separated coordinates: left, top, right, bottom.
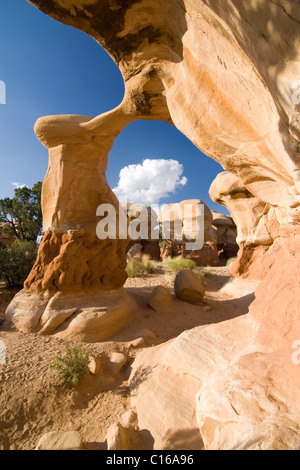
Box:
4, 0, 300, 450
25, 0, 300, 212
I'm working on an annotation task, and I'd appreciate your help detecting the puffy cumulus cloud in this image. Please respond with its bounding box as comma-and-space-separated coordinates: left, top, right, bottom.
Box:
113, 159, 188, 205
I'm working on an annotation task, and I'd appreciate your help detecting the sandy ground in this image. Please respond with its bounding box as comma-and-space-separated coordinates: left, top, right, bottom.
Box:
0, 267, 259, 450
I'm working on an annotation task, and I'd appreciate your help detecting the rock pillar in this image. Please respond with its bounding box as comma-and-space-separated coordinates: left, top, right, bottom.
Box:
4, 112, 137, 342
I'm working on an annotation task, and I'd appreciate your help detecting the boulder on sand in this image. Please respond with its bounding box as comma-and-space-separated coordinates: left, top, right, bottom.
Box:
174, 270, 205, 306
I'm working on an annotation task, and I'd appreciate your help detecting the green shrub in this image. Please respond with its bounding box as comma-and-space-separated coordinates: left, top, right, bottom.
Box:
126, 254, 154, 278
193, 266, 209, 281
52, 344, 90, 386
0, 240, 38, 288
164, 256, 197, 273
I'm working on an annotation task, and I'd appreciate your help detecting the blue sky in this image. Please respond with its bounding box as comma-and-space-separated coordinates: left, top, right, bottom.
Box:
0, 0, 228, 215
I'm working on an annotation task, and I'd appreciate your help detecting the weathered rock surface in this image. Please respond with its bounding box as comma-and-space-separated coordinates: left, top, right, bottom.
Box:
174, 270, 206, 305
126, 243, 143, 262
0, 223, 15, 248
160, 200, 219, 266
210, 172, 283, 279
126, 204, 161, 261
106, 423, 130, 451
147, 286, 173, 313
160, 200, 216, 243
19, 0, 300, 450
210, 172, 282, 247
128, 328, 157, 349
161, 240, 220, 267
4, 112, 138, 339
106, 412, 150, 450
88, 354, 105, 376
5, 289, 136, 343
26, 0, 300, 211
211, 211, 238, 262
35, 431, 84, 450
108, 352, 129, 376
196, 352, 300, 450
249, 225, 300, 353
131, 282, 300, 450
130, 339, 205, 450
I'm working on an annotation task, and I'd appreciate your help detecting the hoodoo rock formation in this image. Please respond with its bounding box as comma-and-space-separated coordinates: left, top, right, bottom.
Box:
4, 111, 140, 341
126, 204, 160, 261
211, 211, 238, 263
5, 0, 300, 450
159, 199, 219, 266
209, 171, 283, 279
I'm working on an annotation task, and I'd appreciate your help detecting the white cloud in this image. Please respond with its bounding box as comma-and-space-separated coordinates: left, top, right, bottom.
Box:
113, 158, 188, 205
12, 182, 26, 189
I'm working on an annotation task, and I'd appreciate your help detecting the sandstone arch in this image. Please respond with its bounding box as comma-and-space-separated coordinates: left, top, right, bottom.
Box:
26, 0, 300, 212
4, 0, 300, 449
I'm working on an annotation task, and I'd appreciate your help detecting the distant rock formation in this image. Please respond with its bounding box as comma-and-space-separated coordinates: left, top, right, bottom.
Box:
159, 200, 219, 266
0, 223, 15, 248
211, 211, 238, 262
126, 204, 160, 261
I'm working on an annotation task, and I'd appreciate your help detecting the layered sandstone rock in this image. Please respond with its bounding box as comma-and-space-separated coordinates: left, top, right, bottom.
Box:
147, 286, 173, 313
211, 212, 238, 263
26, 0, 300, 209
4, 112, 139, 341
18, 0, 300, 450
210, 172, 284, 279
126, 204, 160, 261
159, 200, 219, 266
0, 223, 15, 248
174, 270, 206, 306
36, 431, 84, 451
196, 227, 300, 449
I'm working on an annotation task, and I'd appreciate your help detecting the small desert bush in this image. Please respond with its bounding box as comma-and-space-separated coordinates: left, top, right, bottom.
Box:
193, 266, 210, 282
0, 240, 38, 288
52, 344, 90, 386
126, 254, 154, 277
164, 256, 197, 273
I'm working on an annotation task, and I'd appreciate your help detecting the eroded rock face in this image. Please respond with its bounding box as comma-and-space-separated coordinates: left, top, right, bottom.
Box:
36, 430, 84, 451
210, 172, 283, 246
0, 223, 15, 248
147, 286, 173, 313
126, 204, 160, 261
14, 0, 300, 449
27, 0, 300, 215
174, 270, 206, 305
4, 112, 139, 341
211, 211, 238, 263
159, 199, 219, 266
209, 171, 284, 279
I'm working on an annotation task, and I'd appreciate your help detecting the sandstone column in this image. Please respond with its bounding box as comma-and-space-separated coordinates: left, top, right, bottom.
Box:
4, 111, 137, 342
